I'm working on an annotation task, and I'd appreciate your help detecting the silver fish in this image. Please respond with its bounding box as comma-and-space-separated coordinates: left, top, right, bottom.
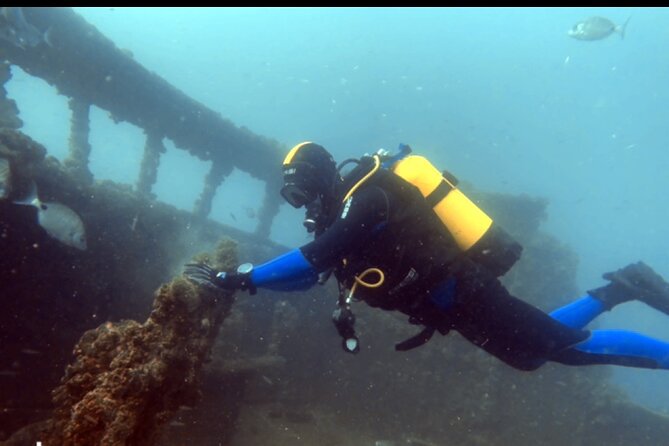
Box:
0, 7, 53, 49
0, 157, 10, 199
568, 16, 631, 41
15, 182, 87, 250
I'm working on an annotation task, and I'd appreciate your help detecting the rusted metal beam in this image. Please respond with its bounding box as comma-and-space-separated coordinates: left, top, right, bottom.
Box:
2, 7, 284, 234
64, 97, 93, 184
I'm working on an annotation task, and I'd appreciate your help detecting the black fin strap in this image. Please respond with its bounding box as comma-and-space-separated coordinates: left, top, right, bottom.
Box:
395, 326, 436, 351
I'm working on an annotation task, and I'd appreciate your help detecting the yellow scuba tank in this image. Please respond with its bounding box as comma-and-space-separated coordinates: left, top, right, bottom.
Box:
393, 155, 490, 251
390, 149, 522, 276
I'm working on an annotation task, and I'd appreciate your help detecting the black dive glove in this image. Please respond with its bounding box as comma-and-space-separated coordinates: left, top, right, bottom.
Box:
183, 262, 257, 294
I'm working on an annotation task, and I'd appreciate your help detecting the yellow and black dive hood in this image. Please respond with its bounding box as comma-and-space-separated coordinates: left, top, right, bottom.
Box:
281, 141, 337, 208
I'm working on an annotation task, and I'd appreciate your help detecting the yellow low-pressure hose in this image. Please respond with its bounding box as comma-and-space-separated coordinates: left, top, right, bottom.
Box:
347, 267, 385, 303
341, 155, 381, 203
339, 157, 384, 303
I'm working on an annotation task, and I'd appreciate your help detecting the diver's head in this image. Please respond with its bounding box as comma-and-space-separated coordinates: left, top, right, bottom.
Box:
281, 141, 338, 208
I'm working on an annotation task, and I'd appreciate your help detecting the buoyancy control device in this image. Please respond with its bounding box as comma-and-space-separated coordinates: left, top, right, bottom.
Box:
386, 144, 522, 277
330, 143, 522, 354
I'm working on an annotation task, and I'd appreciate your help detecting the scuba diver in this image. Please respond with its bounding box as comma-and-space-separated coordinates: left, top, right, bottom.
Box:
185, 141, 669, 371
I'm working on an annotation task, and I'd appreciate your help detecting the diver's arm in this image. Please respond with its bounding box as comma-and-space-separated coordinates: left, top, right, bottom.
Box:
184, 247, 318, 292
185, 187, 389, 292
250, 248, 319, 291
249, 186, 389, 292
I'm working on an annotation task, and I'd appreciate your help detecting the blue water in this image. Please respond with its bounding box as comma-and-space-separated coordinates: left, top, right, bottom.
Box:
8, 6, 669, 412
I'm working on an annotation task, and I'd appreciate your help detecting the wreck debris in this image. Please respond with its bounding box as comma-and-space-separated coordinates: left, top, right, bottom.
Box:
254, 176, 283, 239
0, 128, 47, 186
1, 7, 284, 229
37, 240, 238, 446
64, 97, 93, 184
193, 160, 232, 221
136, 129, 166, 198
0, 62, 22, 129
0, 127, 290, 443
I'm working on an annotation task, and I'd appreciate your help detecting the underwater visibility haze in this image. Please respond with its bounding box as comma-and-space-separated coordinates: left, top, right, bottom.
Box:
2, 6, 669, 445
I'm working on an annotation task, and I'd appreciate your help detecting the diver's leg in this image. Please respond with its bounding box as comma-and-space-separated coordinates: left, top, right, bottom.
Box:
549, 295, 606, 329
449, 266, 589, 371
550, 261, 669, 329
588, 261, 669, 314
551, 329, 669, 369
